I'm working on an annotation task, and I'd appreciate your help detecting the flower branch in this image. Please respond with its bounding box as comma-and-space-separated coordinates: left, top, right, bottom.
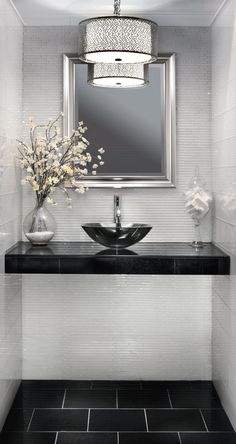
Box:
18, 113, 105, 207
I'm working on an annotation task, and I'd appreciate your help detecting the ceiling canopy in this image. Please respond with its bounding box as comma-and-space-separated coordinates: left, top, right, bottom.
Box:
12, 0, 224, 26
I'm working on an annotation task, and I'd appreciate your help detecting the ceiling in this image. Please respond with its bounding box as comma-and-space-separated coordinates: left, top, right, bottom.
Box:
12, 0, 226, 26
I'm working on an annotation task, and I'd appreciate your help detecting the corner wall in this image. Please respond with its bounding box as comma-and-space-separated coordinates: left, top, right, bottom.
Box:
211, 0, 236, 429
0, 0, 23, 429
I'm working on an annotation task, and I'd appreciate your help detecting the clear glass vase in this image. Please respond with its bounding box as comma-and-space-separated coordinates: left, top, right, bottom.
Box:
192, 220, 204, 249
23, 200, 56, 246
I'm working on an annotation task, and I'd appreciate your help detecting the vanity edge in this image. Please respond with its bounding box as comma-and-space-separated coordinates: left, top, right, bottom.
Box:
5, 242, 230, 275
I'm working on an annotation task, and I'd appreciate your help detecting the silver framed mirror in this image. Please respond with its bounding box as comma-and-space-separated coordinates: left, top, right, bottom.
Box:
63, 53, 176, 188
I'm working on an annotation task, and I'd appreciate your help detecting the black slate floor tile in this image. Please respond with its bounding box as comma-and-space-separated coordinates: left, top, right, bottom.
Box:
89, 409, 146, 431
119, 432, 180, 443
167, 382, 192, 388
201, 409, 234, 431
57, 432, 117, 444
118, 389, 170, 408
21, 380, 91, 390
64, 390, 116, 408
168, 382, 222, 408
12, 388, 64, 408
29, 409, 88, 431
166, 381, 214, 390
146, 409, 206, 432
0, 432, 56, 444
91, 381, 141, 390
141, 382, 168, 390
180, 433, 236, 443
190, 382, 218, 391
2, 410, 33, 432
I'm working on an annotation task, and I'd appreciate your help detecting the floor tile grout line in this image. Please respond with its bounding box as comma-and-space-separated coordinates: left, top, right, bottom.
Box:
87, 408, 91, 432
178, 432, 183, 443
12, 407, 225, 411
12, 430, 236, 434
200, 409, 209, 431
167, 389, 173, 408
54, 431, 59, 444
62, 389, 67, 408
144, 408, 149, 432
27, 408, 35, 432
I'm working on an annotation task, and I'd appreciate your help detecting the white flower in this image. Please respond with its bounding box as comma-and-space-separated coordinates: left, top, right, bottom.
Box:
98, 147, 105, 154
78, 142, 87, 151
82, 137, 89, 144
52, 177, 59, 184
32, 182, 39, 191
75, 185, 85, 193
18, 113, 105, 205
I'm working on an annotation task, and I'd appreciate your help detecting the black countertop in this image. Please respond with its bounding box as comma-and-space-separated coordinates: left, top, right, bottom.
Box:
5, 242, 230, 275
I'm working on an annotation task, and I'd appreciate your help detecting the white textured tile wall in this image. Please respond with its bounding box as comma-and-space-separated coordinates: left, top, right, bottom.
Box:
0, 0, 23, 429
22, 274, 212, 381
211, 0, 236, 429
23, 26, 212, 243
0, 0, 23, 269
0, 275, 22, 429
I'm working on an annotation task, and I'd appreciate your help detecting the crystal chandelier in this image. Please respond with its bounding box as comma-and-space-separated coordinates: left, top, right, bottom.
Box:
78, 0, 158, 64
87, 63, 149, 88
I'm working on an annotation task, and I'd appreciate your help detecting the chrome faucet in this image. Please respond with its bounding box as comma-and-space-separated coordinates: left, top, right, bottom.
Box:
114, 195, 121, 228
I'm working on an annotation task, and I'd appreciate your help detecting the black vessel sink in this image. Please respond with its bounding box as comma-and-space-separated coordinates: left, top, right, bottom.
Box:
82, 223, 152, 249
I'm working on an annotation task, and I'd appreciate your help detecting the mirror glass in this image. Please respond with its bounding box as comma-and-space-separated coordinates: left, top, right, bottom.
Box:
75, 64, 165, 176
64, 54, 176, 187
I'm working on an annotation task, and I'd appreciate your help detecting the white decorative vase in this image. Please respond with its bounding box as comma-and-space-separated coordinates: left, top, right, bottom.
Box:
184, 168, 213, 248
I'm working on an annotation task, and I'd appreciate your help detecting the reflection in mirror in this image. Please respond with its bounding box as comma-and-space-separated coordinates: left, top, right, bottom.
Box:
75, 64, 165, 176
64, 54, 176, 188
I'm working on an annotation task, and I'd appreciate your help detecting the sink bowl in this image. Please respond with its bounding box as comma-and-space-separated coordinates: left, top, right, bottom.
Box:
82, 223, 152, 249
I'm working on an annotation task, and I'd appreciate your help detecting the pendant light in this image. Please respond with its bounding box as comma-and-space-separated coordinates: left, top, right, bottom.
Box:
78, 0, 158, 64
87, 63, 149, 88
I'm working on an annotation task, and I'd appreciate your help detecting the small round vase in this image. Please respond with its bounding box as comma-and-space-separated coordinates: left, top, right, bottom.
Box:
23, 201, 56, 246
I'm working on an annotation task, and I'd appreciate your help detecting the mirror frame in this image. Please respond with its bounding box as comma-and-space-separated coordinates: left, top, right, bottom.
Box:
63, 53, 176, 188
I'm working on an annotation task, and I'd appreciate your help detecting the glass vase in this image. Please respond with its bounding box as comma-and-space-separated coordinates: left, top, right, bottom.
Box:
192, 220, 204, 249
23, 200, 56, 246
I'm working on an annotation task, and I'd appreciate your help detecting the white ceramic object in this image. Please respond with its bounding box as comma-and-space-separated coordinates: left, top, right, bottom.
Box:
25, 231, 54, 246
184, 169, 213, 248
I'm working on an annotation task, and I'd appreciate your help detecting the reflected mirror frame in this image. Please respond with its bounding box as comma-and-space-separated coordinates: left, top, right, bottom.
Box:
63, 53, 176, 188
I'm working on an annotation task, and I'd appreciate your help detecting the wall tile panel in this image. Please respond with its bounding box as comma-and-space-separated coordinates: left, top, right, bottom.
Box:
22, 274, 212, 381
0, 0, 23, 429
23, 26, 212, 243
212, 0, 236, 430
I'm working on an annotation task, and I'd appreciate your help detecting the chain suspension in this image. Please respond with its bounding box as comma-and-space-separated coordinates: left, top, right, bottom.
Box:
114, 0, 121, 16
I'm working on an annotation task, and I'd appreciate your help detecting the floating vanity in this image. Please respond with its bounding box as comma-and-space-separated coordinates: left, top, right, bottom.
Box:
5, 242, 230, 275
